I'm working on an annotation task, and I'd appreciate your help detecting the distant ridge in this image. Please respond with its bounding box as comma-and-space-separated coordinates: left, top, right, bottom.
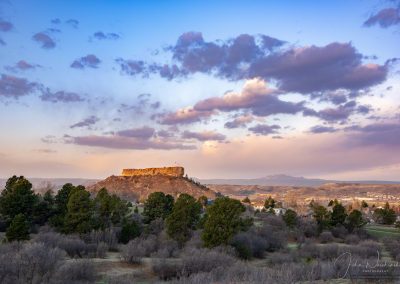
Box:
198, 174, 400, 187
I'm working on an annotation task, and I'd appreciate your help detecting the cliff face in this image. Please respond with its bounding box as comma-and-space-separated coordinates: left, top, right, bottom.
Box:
121, 167, 184, 178
87, 175, 216, 202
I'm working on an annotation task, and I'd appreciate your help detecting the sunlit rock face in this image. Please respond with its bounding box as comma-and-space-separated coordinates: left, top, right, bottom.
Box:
121, 167, 184, 178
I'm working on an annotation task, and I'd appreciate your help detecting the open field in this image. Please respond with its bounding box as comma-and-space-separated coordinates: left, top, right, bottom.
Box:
365, 224, 400, 239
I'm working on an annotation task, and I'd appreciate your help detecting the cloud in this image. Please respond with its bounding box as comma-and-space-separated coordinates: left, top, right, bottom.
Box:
116, 126, 155, 139
40, 90, 84, 103
248, 124, 281, 135
70, 116, 99, 129
0, 74, 37, 98
71, 54, 101, 69
32, 32, 56, 49
116, 59, 148, 76
158, 106, 215, 125
194, 78, 306, 117
93, 31, 120, 40
309, 125, 338, 134
65, 126, 196, 150
51, 18, 61, 25
364, 8, 400, 28
304, 101, 371, 122
0, 19, 13, 32
346, 122, 400, 147
249, 43, 387, 93
182, 130, 226, 141
5, 60, 41, 72
33, 149, 57, 154
122, 32, 387, 94
224, 114, 254, 129
66, 19, 79, 28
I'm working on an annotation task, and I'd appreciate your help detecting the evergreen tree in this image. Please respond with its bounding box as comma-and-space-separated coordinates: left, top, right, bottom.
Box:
312, 205, 331, 232
264, 196, 276, 210
282, 209, 298, 228
242, 197, 251, 204
202, 197, 246, 248
346, 209, 366, 232
6, 213, 30, 242
119, 219, 141, 244
0, 176, 37, 222
64, 188, 93, 234
142, 192, 174, 223
330, 203, 347, 226
166, 194, 202, 244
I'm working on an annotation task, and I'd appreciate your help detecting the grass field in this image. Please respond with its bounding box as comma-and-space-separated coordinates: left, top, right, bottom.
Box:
365, 224, 400, 239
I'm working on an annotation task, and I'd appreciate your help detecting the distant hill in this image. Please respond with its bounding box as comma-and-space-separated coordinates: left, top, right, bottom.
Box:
87, 175, 217, 202
199, 174, 400, 187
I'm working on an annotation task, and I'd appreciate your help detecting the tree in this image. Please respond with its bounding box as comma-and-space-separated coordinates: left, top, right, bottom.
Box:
32, 190, 55, 226
242, 197, 251, 204
346, 209, 366, 232
64, 188, 93, 234
0, 176, 38, 222
119, 219, 141, 244
282, 209, 298, 228
202, 197, 246, 248
6, 213, 30, 242
92, 188, 128, 229
373, 202, 396, 225
312, 205, 330, 232
330, 203, 347, 226
166, 194, 202, 244
264, 196, 275, 210
142, 192, 174, 223
198, 195, 208, 207
361, 200, 369, 208
50, 183, 75, 228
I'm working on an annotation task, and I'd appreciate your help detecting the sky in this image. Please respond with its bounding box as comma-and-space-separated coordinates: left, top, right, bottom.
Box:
0, 0, 399, 180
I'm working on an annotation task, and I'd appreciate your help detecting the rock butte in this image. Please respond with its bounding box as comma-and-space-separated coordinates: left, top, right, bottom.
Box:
121, 166, 184, 178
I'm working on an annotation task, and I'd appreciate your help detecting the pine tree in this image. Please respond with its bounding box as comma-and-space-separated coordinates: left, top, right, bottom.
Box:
6, 213, 30, 242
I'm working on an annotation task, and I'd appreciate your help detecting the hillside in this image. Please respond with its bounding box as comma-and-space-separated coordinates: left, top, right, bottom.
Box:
200, 174, 400, 186
87, 175, 217, 202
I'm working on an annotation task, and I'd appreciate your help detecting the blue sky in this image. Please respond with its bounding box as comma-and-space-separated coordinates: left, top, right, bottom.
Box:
0, 0, 399, 179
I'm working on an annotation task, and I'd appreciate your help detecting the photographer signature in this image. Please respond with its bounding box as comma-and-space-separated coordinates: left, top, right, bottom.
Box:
334, 250, 400, 278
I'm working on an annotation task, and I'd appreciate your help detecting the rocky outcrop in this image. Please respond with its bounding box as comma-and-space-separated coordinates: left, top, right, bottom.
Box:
121, 167, 184, 177
87, 174, 216, 202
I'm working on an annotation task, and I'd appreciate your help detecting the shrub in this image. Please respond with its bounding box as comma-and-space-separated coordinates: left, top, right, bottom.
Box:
0, 242, 65, 284
84, 227, 119, 250
319, 231, 334, 243
231, 230, 267, 259
152, 258, 183, 280
331, 225, 348, 239
120, 235, 158, 264
54, 259, 96, 283
180, 248, 236, 276
96, 242, 109, 258
297, 219, 318, 238
345, 234, 360, 244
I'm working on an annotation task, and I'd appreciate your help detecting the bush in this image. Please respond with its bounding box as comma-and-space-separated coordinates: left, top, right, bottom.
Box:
297, 218, 318, 238
0, 242, 65, 284
121, 235, 158, 264
152, 258, 183, 280
331, 225, 348, 239
180, 248, 236, 276
319, 231, 334, 243
84, 227, 119, 250
54, 259, 96, 283
96, 242, 109, 258
345, 234, 360, 244
231, 230, 267, 259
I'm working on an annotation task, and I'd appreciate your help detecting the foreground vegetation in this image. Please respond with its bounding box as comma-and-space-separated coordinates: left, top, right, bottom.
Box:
0, 175, 400, 283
